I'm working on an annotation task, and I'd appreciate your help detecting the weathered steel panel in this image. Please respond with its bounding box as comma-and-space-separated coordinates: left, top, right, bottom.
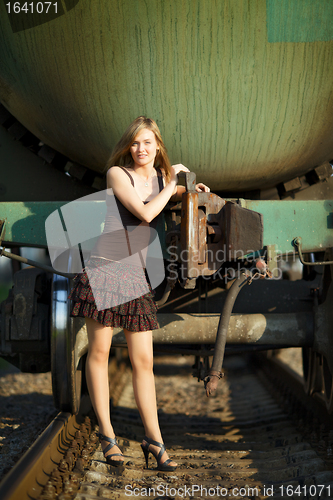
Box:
245, 199, 333, 254
2, 200, 333, 257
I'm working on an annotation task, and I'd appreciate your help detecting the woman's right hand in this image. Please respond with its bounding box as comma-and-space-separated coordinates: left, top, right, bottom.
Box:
170, 163, 189, 183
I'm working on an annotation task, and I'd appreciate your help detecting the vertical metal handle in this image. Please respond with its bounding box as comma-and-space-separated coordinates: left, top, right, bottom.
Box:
178, 171, 197, 192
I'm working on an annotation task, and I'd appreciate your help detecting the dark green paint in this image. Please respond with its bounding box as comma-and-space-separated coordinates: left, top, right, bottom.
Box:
245, 199, 333, 253
1, 0, 333, 192
2, 200, 333, 257
267, 0, 333, 42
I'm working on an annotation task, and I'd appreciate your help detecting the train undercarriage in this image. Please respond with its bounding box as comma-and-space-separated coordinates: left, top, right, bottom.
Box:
1, 168, 333, 415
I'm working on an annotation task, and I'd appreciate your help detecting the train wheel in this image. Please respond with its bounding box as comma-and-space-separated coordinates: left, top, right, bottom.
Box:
51, 273, 86, 414
302, 348, 321, 396
321, 354, 333, 413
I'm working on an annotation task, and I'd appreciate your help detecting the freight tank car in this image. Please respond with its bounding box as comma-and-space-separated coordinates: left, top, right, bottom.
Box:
1, 0, 333, 413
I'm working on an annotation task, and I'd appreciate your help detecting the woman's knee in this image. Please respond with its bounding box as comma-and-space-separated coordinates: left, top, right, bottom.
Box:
87, 345, 110, 364
131, 352, 154, 373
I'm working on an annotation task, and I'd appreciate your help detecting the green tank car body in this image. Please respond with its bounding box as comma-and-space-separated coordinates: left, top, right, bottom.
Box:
0, 0, 332, 193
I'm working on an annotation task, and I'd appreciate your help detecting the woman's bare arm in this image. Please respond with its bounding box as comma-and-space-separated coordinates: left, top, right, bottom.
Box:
107, 165, 188, 223
169, 185, 186, 202
169, 183, 210, 202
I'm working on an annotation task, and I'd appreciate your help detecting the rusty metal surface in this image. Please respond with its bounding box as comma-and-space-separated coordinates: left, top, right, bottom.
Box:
0, 413, 83, 500
109, 311, 314, 347
0, 357, 130, 500
180, 190, 226, 279
221, 202, 264, 259
175, 174, 263, 285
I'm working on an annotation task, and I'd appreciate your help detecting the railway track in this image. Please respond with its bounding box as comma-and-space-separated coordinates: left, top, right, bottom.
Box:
1, 351, 333, 500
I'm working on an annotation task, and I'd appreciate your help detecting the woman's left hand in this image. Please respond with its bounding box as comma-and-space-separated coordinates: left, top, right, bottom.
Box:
195, 183, 210, 193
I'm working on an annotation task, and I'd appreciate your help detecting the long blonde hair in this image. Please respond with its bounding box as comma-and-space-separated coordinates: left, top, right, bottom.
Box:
106, 116, 171, 183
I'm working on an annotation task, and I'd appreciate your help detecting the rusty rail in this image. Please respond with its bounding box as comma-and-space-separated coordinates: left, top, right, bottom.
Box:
0, 412, 86, 500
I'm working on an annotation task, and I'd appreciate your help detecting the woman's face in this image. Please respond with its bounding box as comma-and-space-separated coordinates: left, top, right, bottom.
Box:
130, 128, 159, 167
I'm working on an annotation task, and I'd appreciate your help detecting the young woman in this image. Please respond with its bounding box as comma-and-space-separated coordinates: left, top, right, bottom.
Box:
69, 116, 210, 470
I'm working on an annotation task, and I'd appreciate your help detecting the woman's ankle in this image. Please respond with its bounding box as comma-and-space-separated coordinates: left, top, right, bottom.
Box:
98, 425, 115, 438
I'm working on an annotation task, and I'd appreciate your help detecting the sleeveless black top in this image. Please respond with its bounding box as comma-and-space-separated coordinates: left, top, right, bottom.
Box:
91, 167, 163, 265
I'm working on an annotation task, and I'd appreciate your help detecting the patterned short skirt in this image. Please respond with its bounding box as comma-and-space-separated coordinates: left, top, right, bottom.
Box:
68, 257, 159, 332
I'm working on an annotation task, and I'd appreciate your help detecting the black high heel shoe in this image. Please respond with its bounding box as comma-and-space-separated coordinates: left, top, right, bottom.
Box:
141, 436, 177, 471
97, 433, 124, 467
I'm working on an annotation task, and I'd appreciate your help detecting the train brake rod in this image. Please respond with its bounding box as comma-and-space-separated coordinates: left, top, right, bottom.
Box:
204, 271, 252, 397
0, 219, 75, 278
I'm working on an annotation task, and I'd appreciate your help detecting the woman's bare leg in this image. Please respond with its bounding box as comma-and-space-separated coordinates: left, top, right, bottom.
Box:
85, 317, 123, 461
124, 329, 177, 467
